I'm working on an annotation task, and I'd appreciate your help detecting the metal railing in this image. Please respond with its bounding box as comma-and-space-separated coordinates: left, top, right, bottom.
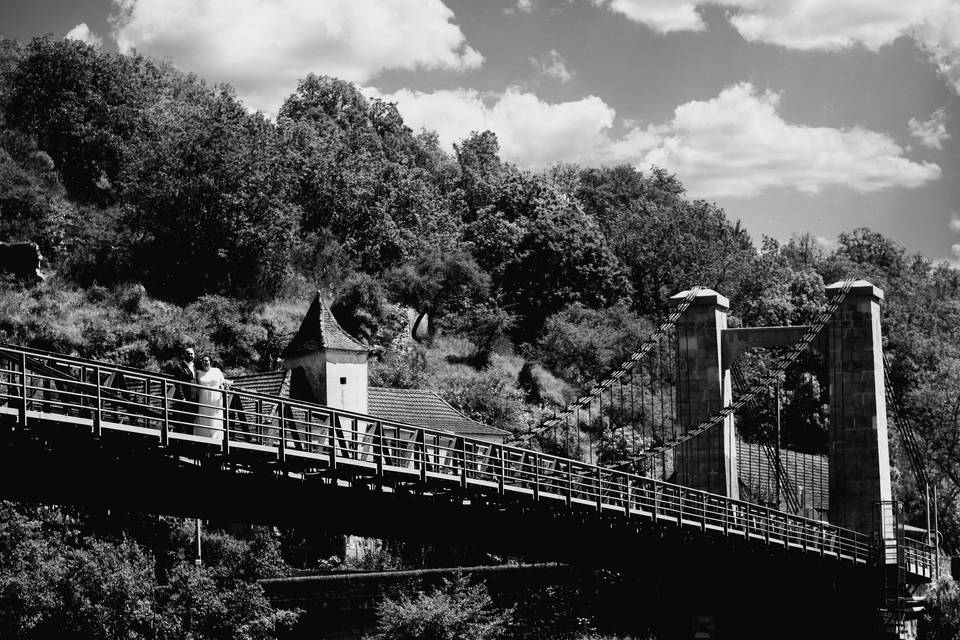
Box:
0, 344, 878, 564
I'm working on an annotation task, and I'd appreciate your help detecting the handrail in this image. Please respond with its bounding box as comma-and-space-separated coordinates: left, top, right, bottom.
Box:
0, 342, 881, 566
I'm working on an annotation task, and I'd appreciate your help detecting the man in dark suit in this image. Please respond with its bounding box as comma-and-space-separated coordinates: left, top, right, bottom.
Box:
170, 345, 199, 430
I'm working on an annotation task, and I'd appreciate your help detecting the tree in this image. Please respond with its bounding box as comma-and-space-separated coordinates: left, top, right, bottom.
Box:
331, 273, 405, 348
366, 573, 513, 640
534, 302, 652, 388
454, 131, 503, 219
4, 37, 149, 204
280, 75, 457, 275
576, 166, 755, 317
502, 194, 630, 341
124, 83, 300, 301
0, 502, 298, 640
388, 249, 490, 342
920, 577, 960, 640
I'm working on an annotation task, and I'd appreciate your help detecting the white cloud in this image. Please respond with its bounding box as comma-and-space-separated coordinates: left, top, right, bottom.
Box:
504, 0, 535, 14
371, 82, 941, 198
640, 83, 941, 197
913, 4, 960, 95
109, 0, 482, 114
65, 23, 103, 47
590, 0, 706, 33
589, 0, 960, 93
366, 86, 617, 168
530, 50, 574, 83
948, 214, 960, 233
909, 108, 951, 149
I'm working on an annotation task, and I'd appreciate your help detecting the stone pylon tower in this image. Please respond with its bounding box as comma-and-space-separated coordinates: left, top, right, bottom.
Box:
826, 280, 892, 535
672, 289, 738, 499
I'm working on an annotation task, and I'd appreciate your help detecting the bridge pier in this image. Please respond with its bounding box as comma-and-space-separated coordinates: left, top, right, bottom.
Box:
672, 289, 738, 499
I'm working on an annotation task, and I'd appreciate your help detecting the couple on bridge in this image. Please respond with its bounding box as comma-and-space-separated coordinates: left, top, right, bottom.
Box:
169, 345, 231, 442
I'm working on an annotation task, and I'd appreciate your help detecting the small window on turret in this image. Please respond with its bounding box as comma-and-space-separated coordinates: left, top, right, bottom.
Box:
340, 377, 347, 385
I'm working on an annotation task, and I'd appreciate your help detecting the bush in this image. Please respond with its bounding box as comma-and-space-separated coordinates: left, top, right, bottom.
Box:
0, 502, 298, 640
921, 577, 960, 639
370, 344, 429, 390
331, 273, 405, 349
366, 573, 512, 640
438, 366, 526, 431
535, 302, 652, 388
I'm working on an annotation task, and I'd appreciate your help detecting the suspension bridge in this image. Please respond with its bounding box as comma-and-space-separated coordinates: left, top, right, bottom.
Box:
0, 279, 939, 639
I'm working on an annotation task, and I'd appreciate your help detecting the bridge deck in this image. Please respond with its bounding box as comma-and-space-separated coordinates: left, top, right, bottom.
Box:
0, 343, 934, 575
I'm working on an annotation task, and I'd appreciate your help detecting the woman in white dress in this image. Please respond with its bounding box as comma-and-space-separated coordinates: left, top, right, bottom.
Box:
195, 355, 231, 442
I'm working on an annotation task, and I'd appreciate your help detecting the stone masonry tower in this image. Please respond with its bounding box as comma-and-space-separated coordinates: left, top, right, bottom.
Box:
671, 288, 738, 499
282, 292, 370, 414
826, 279, 892, 535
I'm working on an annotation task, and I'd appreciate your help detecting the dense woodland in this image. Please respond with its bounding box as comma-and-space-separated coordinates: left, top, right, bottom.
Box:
3, 35, 960, 638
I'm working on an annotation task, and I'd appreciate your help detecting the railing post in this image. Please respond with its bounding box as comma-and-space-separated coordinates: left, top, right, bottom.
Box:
595, 466, 603, 511
222, 389, 230, 456
160, 379, 169, 447
457, 437, 467, 489
533, 452, 540, 501
764, 506, 771, 544
701, 493, 707, 530
93, 365, 102, 437
18, 353, 28, 426
653, 483, 659, 520
375, 421, 383, 477
497, 445, 505, 494
328, 411, 337, 470
417, 429, 426, 483
722, 498, 729, 535
625, 475, 632, 516
277, 402, 286, 463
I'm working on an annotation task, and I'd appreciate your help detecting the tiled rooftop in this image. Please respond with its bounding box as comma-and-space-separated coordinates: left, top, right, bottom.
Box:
231, 371, 508, 438
368, 386, 509, 437
231, 369, 290, 397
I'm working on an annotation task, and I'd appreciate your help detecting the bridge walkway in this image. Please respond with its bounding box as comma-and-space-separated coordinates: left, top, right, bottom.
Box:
0, 343, 936, 579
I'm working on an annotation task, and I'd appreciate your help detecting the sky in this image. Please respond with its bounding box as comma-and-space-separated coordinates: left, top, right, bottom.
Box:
2, 0, 959, 264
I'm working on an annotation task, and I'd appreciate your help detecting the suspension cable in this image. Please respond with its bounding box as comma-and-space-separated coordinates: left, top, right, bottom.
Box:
612, 279, 856, 469
511, 286, 703, 445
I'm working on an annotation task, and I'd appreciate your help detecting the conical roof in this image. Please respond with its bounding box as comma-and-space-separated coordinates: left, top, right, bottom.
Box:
283, 292, 370, 357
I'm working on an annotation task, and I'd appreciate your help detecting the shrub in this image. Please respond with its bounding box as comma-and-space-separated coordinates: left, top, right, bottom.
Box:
366, 573, 512, 640
370, 344, 429, 390
535, 302, 651, 388
920, 577, 960, 640
438, 366, 526, 431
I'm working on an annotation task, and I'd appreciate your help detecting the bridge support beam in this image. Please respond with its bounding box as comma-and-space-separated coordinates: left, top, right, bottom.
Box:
672, 289, 738, 499
827, 280, 892, 536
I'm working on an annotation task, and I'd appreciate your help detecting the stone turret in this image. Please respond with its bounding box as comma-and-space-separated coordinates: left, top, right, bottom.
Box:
282, 292, 370, 414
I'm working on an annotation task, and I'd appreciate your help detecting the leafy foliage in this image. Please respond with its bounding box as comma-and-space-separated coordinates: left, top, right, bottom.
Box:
534, 302, 651, 388
920, 577, 960, 640
0, 502, 297, 640
366, 573, 513, 640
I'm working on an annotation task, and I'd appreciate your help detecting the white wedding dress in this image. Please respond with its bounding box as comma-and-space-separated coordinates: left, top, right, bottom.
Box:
195, 367, 227, 442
